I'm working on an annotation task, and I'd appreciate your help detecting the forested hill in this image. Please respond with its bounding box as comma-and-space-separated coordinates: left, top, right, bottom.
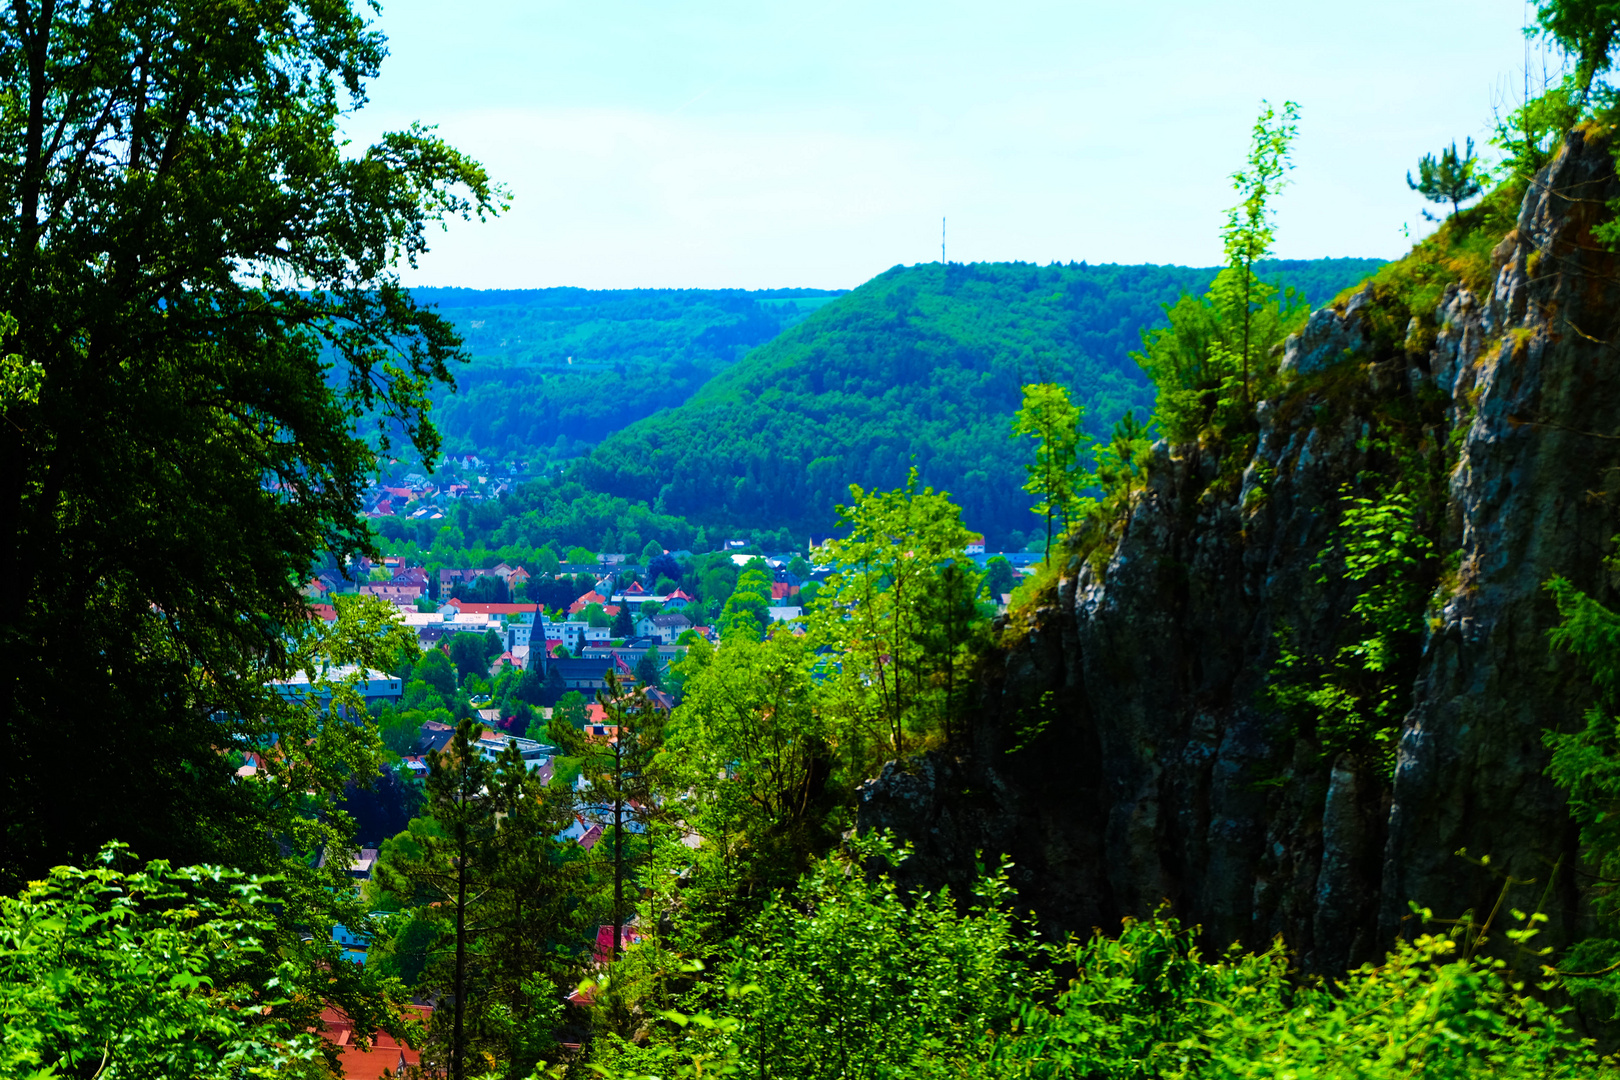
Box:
410, 287, 844, 460
574, 257, 1384, 548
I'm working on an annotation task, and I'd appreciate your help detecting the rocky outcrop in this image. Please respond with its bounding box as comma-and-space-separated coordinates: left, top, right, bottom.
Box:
860, 130, 1620, 971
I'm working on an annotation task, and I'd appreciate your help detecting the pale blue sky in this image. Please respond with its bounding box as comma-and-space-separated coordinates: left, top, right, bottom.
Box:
347, 1, 1547, 289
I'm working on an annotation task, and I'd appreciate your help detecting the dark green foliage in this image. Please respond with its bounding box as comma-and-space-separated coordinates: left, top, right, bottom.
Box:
1408, 139, 1485, 219
1535, 0, 1620, 94
447, 630, 501, 682
982, 555, 1017, 600
1269, 485, 1439, 774
388, 477, 713, 561
0, 0, 494, 887
555, 690, 588, 729
648, 552, 682, 585
338, 765, 425, 846
407, 288, 842, 462
549, 672, 670, 962
634, 649, 662, 689
452, 574, 510, 603
371, 723, 583, 1079
416, 648, 459, 697
575, 259, 1382, 547
1543, 574, 1620, 1017
378, 706, 425, 757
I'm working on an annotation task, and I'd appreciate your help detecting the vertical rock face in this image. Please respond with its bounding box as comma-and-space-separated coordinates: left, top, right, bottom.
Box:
858, 131, 1620, 971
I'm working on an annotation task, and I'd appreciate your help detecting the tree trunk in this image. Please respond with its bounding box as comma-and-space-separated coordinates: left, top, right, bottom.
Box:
613, 788, 624, 959
453, 836, 467, 1080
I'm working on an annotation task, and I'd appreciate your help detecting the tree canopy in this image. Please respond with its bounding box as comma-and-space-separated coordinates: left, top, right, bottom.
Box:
0, 0, 495, 884
571, 258, 1378, 548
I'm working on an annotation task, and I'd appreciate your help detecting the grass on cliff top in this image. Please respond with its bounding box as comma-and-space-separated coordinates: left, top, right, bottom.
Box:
1342, 179, 1525, 323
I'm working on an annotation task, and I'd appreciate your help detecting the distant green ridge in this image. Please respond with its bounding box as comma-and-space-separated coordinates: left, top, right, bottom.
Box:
574, 258, 1383, 548
410, 287, 845, 459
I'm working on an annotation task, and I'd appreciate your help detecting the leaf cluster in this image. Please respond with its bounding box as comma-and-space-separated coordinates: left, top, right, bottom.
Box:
0, 846, 332, 1079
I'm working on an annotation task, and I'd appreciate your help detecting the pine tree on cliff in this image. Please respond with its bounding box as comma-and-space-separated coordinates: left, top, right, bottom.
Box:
1407, 138, 1483, 220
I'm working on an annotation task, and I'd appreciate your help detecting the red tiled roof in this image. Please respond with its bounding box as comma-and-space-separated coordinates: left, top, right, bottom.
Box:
568, 591, 607, 615
317, 1004, 430, 1080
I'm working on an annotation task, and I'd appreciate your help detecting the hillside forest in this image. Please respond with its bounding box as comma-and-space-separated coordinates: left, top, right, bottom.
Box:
377, 257, 1381, 570
12, 2, 1620, 1080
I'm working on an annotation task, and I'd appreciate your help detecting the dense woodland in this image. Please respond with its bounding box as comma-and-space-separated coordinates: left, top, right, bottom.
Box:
387, 257, 1380, 560
12, 2, 1620, 1080
574, 258, 1383, 548
412, 288, 842, 460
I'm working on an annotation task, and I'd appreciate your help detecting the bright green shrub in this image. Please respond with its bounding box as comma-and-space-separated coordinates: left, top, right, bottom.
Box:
0, 846, 328, 1079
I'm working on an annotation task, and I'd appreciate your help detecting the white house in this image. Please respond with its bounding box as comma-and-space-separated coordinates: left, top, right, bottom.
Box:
556, 620, 593, 652
474, 731, 556, 775
637, 612, 693, 643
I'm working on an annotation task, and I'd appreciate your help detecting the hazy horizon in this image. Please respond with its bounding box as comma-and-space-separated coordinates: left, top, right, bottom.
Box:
347, 0, 1542, 290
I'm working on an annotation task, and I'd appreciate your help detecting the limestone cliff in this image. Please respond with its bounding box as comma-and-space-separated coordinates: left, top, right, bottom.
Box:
860, 130, 1620, 971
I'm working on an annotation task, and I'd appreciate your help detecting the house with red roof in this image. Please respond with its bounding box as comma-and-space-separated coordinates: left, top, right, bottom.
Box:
316, 1004, 431, 1080
584, 722, 620, 745
568, 590, 607, 615
591, 922, 641, 964
360, 582, 423, 605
